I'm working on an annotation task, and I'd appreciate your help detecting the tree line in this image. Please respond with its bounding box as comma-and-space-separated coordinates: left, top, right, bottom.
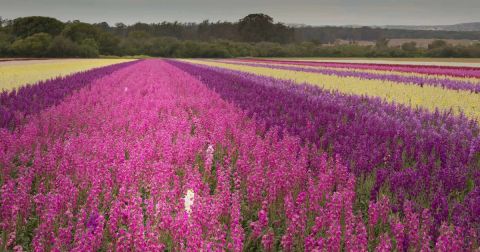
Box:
1, 14, 480, 58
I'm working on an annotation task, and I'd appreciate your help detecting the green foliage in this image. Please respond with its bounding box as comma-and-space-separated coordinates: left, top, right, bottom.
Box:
3, 14, 480, 58
11, 32, 52, 57
354, 172, 376, 220
401, 41, 417, 52
296, 26, 480, 44
62, 21, 100, 43
172, 40, 233, 58
375, 38, 390, 49
428, 39, 448, 49
239, 13, 274, 42
238, 13, 294, 43
97, 31, 120, 55
47, 35, 81, 57
0, 31, 13, 55
12, 16, 64, 38
78, 38, 100, 57
255, 42, 288, 57
146, 36, 179, 56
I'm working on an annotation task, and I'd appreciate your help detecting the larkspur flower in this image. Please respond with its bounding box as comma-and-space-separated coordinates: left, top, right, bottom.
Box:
1, 59, 478, 251
184, 189, 195, 215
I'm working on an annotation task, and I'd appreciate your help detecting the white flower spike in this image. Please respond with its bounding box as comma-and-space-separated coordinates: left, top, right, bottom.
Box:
184, 189, 195, 215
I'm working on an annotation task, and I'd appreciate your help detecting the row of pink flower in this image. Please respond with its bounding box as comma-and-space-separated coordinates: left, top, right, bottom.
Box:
0, 59, 476, 251
0, 61, 137, 130
235, 58, 480, 79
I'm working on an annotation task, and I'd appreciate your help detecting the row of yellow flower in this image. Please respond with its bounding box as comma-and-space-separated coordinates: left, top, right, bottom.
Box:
0, 59, 133, 91
184, 59, 480, 121
217, 59, 480, 84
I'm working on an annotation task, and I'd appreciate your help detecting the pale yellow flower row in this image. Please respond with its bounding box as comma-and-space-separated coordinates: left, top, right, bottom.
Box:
216, 59, 480, 84
271, 58, 480, 67
0, 59, 134, 91
183, 59, 480, 121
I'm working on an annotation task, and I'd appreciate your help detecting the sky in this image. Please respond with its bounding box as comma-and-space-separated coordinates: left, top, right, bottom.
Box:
1, 0, 479, 26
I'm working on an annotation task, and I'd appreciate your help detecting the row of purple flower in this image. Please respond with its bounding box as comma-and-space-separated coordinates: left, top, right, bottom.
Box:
238, 58, 480, 79
217, 60, 480, 92
0, 60, 139, 130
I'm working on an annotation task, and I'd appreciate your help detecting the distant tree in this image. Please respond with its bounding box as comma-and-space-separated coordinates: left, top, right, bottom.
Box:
173, 40, 199, 57
272, 23, 295, 43
115, 22, 127, 29
467, 43, 480, 57
149, 21, 190, 39
238, 14, 275, 42
118, 40, 134, 56
0, 31, 13, 55
6, 14, 480, 58
97, 31, 120, 55
197, 20, 213, 40
255, 42, 287, 57
94, 22, 111, 31
197, 20, 239, 41
119, 31, 152, 55
11, 32, 52, 57
48, 35, 80, 57
128, 31, 153, 54
375, 37, 390, 49
114, 22, 128, 37
215, 40, 254, 56
62, 22, 99, 43
428, 40, 447, 50
12, 16, 64, 38
439, 46, 456, 57
128, 31, 152, 40
0, 17, 5, 27
78, 38, 99, 57
203, 42, 231, 58
146, 36, 179, 56
238, 14, 293, 43
129, 22, 151, 34
401, 41, 417, 51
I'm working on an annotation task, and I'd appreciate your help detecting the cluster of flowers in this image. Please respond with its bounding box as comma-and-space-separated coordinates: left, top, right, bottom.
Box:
170, 60, 480, 243
0, 60, 477, 250
218, 60, 480, 92
237, 58, 480, 79
0, 61, 138, 130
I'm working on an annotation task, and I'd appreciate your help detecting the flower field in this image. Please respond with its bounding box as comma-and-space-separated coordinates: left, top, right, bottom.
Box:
0, 59, 134, 92
0, 58, 479, 251
182, 59, 480, 121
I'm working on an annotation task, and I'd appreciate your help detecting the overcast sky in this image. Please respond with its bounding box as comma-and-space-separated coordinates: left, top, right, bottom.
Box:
1, 0, 479, 26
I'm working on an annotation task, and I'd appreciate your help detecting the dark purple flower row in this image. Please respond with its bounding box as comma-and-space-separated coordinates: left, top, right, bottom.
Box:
0, 60, 140, 130
168, 59, 480, 235
216, 60, 480, 93
237, 58, 480, 79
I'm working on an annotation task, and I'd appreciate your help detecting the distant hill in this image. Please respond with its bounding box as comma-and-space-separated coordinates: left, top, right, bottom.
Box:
383, 22, 480, 32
